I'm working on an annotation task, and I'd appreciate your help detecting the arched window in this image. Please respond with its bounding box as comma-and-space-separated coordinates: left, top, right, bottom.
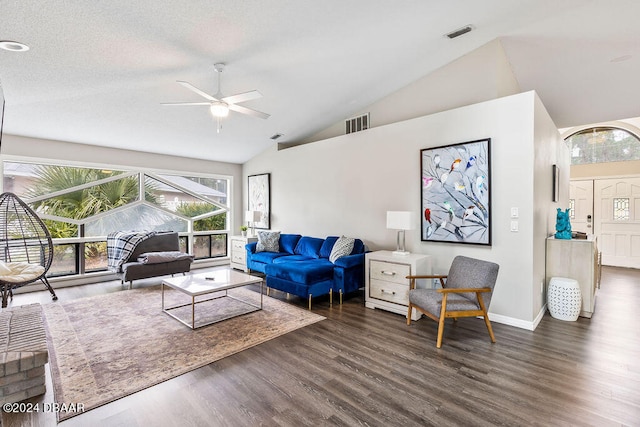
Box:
565, 127, 640, 165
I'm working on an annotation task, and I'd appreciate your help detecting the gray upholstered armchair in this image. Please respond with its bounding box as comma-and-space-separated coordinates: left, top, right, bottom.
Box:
406, 255, 499, 348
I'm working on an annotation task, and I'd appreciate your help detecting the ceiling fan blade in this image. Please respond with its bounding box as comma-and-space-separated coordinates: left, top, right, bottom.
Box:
228, 104, 270, 119
176, 81, 219, 101
161, 102, 211, 106
222, 90, 262, 105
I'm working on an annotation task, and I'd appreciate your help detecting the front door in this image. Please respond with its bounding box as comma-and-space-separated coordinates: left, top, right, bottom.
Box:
569, 180, 594, 234
594, 177, 640, 268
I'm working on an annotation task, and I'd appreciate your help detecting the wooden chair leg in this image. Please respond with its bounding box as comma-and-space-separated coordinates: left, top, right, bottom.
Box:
478, 295, 496, 343
329, 289, 333, 307
483, 315, 496, 343
436, 295, 448, 348
406, 303, 413, 325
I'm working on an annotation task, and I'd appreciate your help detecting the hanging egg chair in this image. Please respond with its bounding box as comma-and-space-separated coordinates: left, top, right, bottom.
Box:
0, 192, 58, 308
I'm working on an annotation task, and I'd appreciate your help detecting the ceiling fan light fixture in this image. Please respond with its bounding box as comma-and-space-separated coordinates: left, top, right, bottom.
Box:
210, 101, 229, 117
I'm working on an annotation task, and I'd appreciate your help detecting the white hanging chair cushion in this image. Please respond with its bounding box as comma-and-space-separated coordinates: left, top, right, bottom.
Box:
0, 261, 45, 283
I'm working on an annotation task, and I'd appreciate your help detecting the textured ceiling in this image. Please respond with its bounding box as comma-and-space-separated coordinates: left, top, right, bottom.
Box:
1, 1, 639, 163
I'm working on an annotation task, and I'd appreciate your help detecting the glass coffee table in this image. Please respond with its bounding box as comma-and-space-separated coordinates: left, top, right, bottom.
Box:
161, 269, 263, 329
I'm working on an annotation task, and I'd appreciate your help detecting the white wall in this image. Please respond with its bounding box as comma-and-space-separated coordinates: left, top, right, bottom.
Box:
1, 134, 244, 230
296, 39, 520, 146
532, 95, 571, 320
244, 91, 563, 329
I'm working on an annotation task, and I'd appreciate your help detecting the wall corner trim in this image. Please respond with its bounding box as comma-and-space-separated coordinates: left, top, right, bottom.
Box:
488, 305, 547, 331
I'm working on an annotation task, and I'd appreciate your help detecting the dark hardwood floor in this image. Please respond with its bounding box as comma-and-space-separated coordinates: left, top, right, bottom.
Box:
2, 266, 639, 426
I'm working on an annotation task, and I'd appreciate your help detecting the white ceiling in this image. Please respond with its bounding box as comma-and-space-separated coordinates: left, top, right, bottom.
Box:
1, 1, 639, 164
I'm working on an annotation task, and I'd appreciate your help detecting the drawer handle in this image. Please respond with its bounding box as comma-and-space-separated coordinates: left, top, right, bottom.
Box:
381, 270, 396, 276
381, 289, 396, 295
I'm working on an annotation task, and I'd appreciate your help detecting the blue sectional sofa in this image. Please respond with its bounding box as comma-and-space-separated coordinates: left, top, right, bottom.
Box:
245, 234, 365, 309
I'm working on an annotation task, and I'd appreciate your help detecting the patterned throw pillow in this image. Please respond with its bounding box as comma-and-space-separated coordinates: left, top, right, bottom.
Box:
256, 231, 280, 253
329, 236, 355, 263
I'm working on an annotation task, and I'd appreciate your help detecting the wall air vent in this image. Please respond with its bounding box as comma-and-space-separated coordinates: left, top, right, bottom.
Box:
345, 113, 369, 135
445, 25, 474, 39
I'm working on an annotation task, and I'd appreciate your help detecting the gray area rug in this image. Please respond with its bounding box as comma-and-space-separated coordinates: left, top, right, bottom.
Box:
42, 285, 325, 422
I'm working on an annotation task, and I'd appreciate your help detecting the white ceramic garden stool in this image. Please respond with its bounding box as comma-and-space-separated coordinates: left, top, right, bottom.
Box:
547, 277, 581, 321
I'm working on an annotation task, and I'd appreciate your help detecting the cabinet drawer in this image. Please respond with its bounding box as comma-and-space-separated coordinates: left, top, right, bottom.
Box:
370, 260, 410, 285
232, 251, 246, 263
369, 279, 409, 305
231, 240, 246, 251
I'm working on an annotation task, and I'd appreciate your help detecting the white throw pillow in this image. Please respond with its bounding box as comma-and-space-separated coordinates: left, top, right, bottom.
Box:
256, 231, 281, 253
329, 236, 355, 263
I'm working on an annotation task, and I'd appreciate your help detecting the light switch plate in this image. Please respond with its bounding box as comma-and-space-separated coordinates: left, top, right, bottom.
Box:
510, 207, 519, 218
510, 220, 519, 232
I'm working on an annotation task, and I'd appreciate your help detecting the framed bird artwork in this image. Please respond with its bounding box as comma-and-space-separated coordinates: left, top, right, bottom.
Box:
420, 138, 491, 245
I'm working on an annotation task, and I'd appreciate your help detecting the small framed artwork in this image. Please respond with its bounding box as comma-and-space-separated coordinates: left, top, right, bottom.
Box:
420, 138, 491, 246
248, 173, 270, 229
552, 165, 560, 202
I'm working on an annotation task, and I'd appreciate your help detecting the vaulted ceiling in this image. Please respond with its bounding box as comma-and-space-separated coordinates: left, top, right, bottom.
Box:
1, 1, 639, 163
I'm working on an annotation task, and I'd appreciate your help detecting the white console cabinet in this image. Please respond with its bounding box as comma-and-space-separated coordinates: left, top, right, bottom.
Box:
230, 235, 258, 272
365, 251, 431, 320
545, 236, 600, 318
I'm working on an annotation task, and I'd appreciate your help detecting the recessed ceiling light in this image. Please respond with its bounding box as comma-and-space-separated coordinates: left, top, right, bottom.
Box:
0, 40, 30, 52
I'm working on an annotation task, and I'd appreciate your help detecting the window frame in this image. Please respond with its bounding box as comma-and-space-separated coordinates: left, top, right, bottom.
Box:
1, 156, 234, 280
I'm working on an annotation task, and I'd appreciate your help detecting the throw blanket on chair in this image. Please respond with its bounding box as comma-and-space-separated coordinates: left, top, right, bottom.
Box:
107, 231, 157, 273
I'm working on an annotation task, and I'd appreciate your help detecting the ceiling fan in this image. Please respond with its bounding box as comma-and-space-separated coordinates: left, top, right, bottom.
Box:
162, 63, 269, 132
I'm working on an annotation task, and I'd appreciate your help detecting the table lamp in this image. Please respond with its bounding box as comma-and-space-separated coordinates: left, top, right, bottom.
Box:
387, 211, 415, 255
244, 210, 261, 236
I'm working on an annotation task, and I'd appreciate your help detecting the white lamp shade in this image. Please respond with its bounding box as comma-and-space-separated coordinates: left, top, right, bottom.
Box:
245, 210, 261, 222
386, 211, 415, 230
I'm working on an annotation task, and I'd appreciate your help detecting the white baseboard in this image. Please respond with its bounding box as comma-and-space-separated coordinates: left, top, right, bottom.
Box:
488, 304, 547, 331
532, 303, 547, 330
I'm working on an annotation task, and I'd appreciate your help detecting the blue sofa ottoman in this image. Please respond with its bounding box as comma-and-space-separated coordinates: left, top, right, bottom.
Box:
246, 233, 365, 309
266, 260, 335, 310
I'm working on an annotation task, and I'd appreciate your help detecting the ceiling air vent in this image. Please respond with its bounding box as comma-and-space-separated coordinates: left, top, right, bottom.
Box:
345, 113, 369, 135
445, 25, 474, 39
270, 133, 284, 140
